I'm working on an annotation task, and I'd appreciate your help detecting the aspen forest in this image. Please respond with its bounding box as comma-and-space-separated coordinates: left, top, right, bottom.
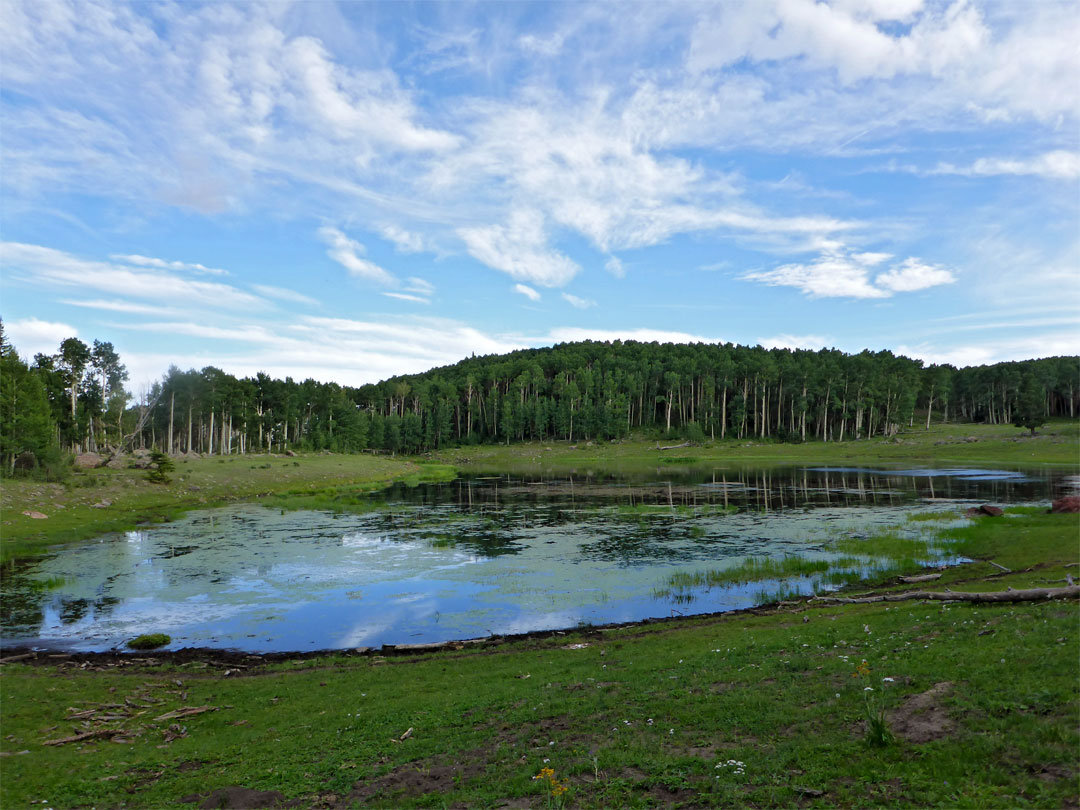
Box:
2, 322, 1075, 473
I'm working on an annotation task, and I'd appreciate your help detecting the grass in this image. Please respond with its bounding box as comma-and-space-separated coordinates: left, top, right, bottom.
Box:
436, 418, 1080, 472
127, 633, 171, 650
1, 509, 1076, 809
0, 452, 423, 563
1, 420, 1077, 807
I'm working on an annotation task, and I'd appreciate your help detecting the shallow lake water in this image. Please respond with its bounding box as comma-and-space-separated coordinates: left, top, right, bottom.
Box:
2, 465, 1072, 652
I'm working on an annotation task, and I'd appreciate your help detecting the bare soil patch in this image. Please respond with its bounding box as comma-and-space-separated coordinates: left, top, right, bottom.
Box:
181, 786, 302, 809
889, 681, 955, 743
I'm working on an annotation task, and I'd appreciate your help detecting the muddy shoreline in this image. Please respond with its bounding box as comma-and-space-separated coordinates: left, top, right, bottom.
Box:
0, 600, 794, 669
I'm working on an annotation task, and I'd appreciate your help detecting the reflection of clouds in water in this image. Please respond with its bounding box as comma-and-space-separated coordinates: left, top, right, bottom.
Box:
5, 468, 1064, 652
39, 594, 250, 643
500, 611, 581, 636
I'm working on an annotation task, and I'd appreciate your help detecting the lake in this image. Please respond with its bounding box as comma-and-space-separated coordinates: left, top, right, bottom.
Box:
1, 465, 1072, 653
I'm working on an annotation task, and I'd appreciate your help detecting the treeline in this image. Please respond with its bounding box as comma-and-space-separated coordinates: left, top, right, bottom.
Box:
1, 321, 1076, 473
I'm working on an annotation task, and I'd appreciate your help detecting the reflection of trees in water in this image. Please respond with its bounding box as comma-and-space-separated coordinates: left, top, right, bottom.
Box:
385, 468, 1056, 513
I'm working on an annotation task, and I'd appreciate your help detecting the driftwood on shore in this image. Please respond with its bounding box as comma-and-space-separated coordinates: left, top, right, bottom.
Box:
658, 441, 692, 451
813, 585, 1080, 605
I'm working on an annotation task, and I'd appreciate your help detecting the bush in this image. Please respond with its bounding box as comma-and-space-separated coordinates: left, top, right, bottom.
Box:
146, 451, 174, 484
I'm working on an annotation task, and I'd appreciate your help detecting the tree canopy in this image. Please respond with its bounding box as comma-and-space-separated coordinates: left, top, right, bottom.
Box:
1, 321, 1076, 467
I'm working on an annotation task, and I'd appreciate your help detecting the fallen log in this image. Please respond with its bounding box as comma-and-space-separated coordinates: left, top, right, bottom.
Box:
899, 573, 942, 583
658, 441, 692, 451
154, 705, 218, 722
43, 728, 121, 746
813, 585, 1080, 605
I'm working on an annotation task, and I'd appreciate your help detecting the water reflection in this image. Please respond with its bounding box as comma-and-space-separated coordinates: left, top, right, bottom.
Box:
0, 465, 1068, 652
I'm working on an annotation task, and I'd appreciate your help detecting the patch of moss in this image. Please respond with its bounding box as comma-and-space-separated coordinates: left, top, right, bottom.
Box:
126, 633, 171, 650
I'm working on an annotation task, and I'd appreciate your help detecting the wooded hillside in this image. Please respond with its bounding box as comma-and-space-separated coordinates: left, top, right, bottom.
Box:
2, 320, 1076, 471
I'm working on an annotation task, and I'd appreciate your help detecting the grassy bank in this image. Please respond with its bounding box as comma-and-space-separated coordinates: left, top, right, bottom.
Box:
2, 510, 1076, 809
0, 453, 431, 563
436, 419, 1080, 473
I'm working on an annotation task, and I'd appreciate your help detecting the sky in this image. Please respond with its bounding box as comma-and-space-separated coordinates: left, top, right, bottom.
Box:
2, 0, 1078, 393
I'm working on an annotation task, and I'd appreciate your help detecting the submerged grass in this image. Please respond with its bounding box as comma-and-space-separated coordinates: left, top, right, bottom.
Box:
3, 509, 1075, 809
0, 453, 422, 563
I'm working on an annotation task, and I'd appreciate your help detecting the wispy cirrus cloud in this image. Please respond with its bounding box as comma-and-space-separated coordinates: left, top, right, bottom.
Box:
561, 292, 596, 310
110, 254, 229, 276
1, 242, 266, 310
318, 226, 397, 286
926, 150, 1080, 181
512, 283, 541, 302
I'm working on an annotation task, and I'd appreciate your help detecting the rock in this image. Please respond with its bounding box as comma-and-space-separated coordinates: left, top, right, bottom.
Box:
133, 448, 151, 458
90, 500, 112, 509
21, 511, 47, 519
73, 452, 105, 469
284, 449, 297, 457
978, 504, 1004, 517
105, 454, 129, 470
1051, 496, 1080, 514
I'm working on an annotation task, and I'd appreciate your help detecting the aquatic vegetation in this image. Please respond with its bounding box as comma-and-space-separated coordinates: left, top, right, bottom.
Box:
127, 633, 171, 650
907, 510, 961, 522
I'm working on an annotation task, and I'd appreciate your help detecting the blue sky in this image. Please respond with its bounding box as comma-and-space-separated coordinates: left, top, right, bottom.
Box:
2, 0, 1078, 390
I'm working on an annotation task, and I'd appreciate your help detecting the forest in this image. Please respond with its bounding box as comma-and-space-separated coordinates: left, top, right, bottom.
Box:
1, 319, 1076, 473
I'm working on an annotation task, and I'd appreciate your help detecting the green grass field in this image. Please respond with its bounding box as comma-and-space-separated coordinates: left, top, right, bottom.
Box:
1, 510, 1076, 809
1, 420, 1077, 808
437, 418, 1080, 472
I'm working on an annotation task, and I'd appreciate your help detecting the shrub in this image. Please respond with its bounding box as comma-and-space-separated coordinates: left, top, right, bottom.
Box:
146, 451, 174, 484
127, 633, 171, 650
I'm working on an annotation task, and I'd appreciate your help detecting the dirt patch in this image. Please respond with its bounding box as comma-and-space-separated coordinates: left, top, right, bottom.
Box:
182, 786, 302, 809
346, 758, 489, 804
648, 783, 698, 804
889, 682, 955, 743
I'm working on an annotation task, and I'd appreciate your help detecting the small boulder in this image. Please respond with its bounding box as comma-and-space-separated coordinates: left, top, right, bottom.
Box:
1051, 496, 1080, 514
284, 449, 297, 457
73, 452, 105, 469
105, 453, 129, 470
21, 511, 47, 520
90, 500, 112, 509
978, 504, 1004, 517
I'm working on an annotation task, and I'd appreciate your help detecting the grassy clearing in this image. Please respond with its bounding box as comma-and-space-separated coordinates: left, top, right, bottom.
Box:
0, 453, 425, 563
1, 510, 1076, 809
437, 419, 1080, 472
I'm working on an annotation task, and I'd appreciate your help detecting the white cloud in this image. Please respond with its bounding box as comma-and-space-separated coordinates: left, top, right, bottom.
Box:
250, 284, 320, 306
742, 253, 890, 299
111, 254, 229, 276
380, 224, 426, 253
317, 226, 397, 286
1, 242, 266, 310
513, 283, 541, 302
458, 209, 580, 287
3, 317, 78, 360
875, 258, 956, 293
382, 292, 430, 304
404, 277, 435, 296
756, 333, 830, 351
547, 327, 719, 344
895, 332, 1080, 368
928, 150, 1080, 181
59, 298, 179, 316
604, 256, 626, 278
742, 247, 955, 299
561, 292, 596, 309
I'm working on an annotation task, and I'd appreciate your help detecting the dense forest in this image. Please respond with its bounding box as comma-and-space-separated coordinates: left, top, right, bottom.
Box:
1, 319, 1076, 474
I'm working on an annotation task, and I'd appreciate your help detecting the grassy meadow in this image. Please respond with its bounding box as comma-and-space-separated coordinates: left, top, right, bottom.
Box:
1, 419, 1077, 808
